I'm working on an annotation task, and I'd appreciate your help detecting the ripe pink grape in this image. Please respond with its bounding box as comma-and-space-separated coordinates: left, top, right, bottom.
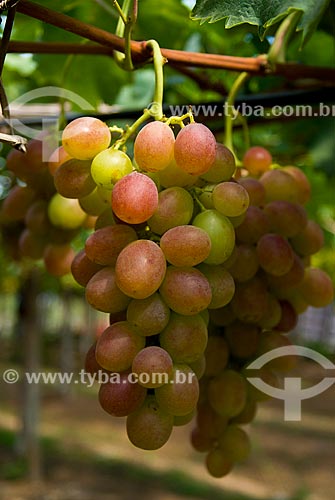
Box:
134, 121, 175, 172
174, 123, 216, 175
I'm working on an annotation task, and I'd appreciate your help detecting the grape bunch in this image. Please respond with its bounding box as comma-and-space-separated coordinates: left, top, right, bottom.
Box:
33, 115, 334, 477
0, 135, 97, 276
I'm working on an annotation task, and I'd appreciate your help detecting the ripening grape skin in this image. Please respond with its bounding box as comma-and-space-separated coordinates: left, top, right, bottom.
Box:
160, 225, 211, 267
174, 123, 216, 175
191, 427, 214, 452
126, 395, 174, 450
197, 264, 235, 309
264, 201, 307, 238
126, 293, 170, 336
71, 249, 103, 287
134, 121, 175, 172
148, 187, 194, 235
298, 267, 334, 307
95, 321, 145, 372
275, 300, 298, 332
99, 371, 147, 417
112, 172, 158, 224
208, 304, 235, 328
238, 177, 266, 207
189, 355, 206, 380
159, 312, 208, 364
200, 143, 236, 183
225, 321, 260, 359
157, 158, 198, 188
231, 398, 257, 425
25, 200, 50, 235
95, 208, 116, 229
159, 266, 212, 316
218, 425, 251, 463
85, 225, 137, 266
43, 243, 75, 277
19, 229, 46, 259
79, 187, 111, 216
235, 206, 270, 244
84, 342, 106, 376
196, 403, 228, 439
257, 233, 294, 276
226, 244, 259, 283
231, 276, 269, 324
204, 335, 229, 377
174, 410, 196, 427
86, 267, 131, 313
243, 146, 272, 176
1, 186, 36, 221
208, 370, 247, 418
260, 169, 300, 203
244, 367, 279, 402
258, 294, 282, 330
155, 364, 199, 416
282, 166, 311, 204
212, 182, 250, 217
91, 148, 133, 189
132, 346, 173, 388
48, 145, 72, 175
256, 331, 297, 372
115, 240, 166, 299
267, 252, 305, 292
62, 117, 111, 160
290, 220, 324, 256
192, 210, 235, 265
206, 449, 233, 478
53, 159, 95, 199
48, 194, 87, 230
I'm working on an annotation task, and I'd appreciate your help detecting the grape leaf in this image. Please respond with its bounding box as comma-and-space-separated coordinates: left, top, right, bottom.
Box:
191, 0, 331, 43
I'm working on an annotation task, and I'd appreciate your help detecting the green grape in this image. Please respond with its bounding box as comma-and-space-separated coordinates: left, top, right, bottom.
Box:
290, 220, 324, 256
159, 312, 208, 363
85, 224, 137, 266
226, 244, 259, 283
192, 209, 235, 265
126, 395, 174, 450
126, 293, 170, 336
132, 346, 173, 388
112, 172, 159, 224
91, 148, 133, 188
197, 263, 235, 309
257, 233, 294, 276
155, 364, 199, 416
43, 243, 75, 277
95, 207, 116, 229
79, 187, 111, 216
204, 335, 229, 377
48, 193, 87, 230
148, 187, 194, 235
231, 276, 269, 324
160, 225, 211, 267
71, 249, 103, 287
238, 177, 266, 207
189, 355, 206, 380
218, 425, 251, 462
205, 449, 233, 478
212, 182, 249, 217
134, 121, 175, 172
243, 146, 272, 177
264, 200, 307, 238
115, 240, 166, 299
174, 123, 216, 175
298, 267, 334, 307
86, 266, 131, 313
208, 369, 247, 418
99, 371, 146, 417
95, 321, 145, 372
62, 117, 111, 160
159, 266, 212, 315
173, 410, 196, 427
158, 158, 198, 188
224, 321, 260, 359
53, 159, 95, 198
201, 143, 236, 183
235, 206, 270, 244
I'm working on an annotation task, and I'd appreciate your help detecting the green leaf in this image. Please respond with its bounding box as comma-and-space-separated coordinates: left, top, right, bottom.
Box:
191, 0, 331, 43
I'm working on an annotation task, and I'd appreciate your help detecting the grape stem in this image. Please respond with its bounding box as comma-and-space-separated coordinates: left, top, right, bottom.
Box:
165, 110, 195, 128
224, 71, 249, 166
112, 108, 152, 149
145, 39, 167, 121
114, 0, 137, 70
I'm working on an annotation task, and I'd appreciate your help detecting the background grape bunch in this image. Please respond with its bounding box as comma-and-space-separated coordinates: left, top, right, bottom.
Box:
3, 115, 333, 478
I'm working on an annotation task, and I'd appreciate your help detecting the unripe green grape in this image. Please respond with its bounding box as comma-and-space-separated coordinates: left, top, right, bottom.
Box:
218, 425, 251, 462
205, 449, 233, 478
192, 209, 235, 265
148, 187, 194, 235
62, 117, 111, 160
208, 369, 247, 418
48, 194, 87, 230
158, 158, 197, 188
79, 187, 111, 216
212, 181, 249, 217
91, 148, 133, 189
134, 121, 175, 172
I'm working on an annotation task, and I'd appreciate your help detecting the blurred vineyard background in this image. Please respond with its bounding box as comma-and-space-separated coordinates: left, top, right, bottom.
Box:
0, 0, 334, 499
